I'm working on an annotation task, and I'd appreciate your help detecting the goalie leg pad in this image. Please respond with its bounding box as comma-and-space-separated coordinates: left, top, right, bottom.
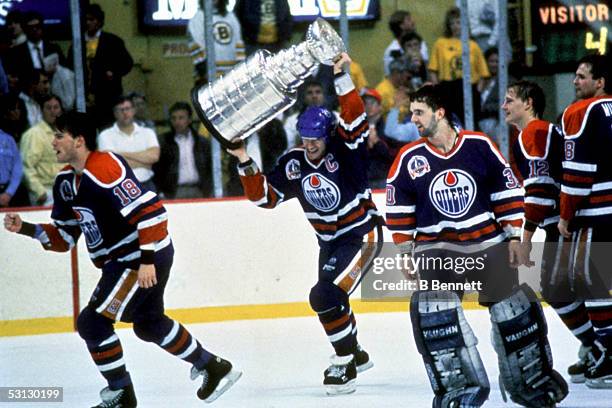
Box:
490, 284, 568, 407
411, 290, 490, 408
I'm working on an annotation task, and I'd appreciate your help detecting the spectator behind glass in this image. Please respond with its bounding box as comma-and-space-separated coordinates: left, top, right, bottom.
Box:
187, 0, 245, 87
154, 102, 213, 199
0, 94, 30, 207
19, 69, 50, 127
68, 3, 134, 130
97, 96, 160, 192
428, 7, 490, 127
376, 58, 412, 116
362, 88, 394, 189
234, 0, 293, 56
400, 32, 428, 89
20, 94, 64, 205
478, 47, 509, 142
4, 11, 66, 82
0, 127, 25, 207
384, 86, 420, 149
284, 79, 327, 148
383, 10, 429, 77
128, 91, 155, 129
5, 10, 27, 48
0, 93, 29, 144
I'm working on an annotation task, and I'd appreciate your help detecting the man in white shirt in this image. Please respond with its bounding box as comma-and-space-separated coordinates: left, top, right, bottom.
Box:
154, 102, 212, 199
98, 96, 160, 192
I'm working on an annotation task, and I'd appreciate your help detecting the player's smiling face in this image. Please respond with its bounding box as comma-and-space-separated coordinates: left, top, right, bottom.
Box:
410, 101, 438, 138
302, 138, 326, 162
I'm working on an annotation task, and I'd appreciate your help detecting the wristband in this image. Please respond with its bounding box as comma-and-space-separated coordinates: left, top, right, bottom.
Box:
18, 222, 38, 238
140, 249, 155, 264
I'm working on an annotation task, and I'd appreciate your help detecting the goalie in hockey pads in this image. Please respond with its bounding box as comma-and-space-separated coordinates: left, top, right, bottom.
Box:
490, 283, 568, 407
411, 290, 490, 408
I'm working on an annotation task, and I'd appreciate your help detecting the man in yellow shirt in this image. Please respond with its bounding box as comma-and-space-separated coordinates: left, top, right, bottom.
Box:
375, 59, 411, 116
20, 94, 64, 205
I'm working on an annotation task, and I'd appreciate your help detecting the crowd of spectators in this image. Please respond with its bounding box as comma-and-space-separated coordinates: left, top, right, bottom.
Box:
0, 2, 512, 206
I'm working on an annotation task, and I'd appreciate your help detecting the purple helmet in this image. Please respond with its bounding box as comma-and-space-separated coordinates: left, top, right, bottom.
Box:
297, 106, 335, 140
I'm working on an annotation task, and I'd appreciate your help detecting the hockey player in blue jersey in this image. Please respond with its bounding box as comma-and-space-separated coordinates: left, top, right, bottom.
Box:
3, 112, 241, 407
386, 84, 567, 407
227, 52, 384, 395
503, 79, 612, 386
558, 54, 612, 388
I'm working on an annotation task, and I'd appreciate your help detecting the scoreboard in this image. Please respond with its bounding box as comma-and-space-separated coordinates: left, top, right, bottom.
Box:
530, 0, 611, 72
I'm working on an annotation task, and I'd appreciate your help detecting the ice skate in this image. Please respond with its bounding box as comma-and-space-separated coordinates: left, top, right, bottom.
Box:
91, 384, 137, 408
324, 354, 357, 395
568, 344, 590, 383
354, 344, 373, 373
585, 340, 612, 389
190, 356, 242, 403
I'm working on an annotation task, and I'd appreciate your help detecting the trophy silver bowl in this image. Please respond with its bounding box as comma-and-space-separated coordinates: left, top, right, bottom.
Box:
191, 18, 346, 149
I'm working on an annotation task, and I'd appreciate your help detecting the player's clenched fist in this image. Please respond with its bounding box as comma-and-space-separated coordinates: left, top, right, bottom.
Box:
3, 213, 22, 233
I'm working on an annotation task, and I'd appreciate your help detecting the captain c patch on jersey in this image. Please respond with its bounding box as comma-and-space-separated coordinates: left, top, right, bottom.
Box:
428, 169, 477, 218
407, 155, 431, 180
302, 173, 340, 212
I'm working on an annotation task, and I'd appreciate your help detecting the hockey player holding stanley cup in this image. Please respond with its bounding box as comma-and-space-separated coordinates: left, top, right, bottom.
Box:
386, 84, 569, 407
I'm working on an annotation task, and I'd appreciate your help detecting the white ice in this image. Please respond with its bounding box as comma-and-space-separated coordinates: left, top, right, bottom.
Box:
1, 308, 611, 407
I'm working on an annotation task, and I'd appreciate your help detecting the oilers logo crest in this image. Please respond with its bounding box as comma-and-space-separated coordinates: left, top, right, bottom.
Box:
428, 169, 477, 218
73, 207, 103, 248
302, 173, 340, 212
407, 155, 431, 180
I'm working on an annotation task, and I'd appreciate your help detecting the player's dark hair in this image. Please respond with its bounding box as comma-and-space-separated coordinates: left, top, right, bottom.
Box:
578, 54, 612, 93
56, 111, 98, 152
389, 10, 411, 38
508, 80, 546, 119
38, 94, 63, 111
410, 85, 453, 124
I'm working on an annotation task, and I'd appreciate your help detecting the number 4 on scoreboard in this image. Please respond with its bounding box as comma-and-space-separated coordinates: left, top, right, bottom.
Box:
586, 27, 608, 55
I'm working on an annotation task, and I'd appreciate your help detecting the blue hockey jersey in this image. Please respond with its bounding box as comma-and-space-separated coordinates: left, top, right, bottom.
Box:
237, 74, 382, 243
560, 95, 612, 228
386, 132, 524, 247
39, 151, 170, 268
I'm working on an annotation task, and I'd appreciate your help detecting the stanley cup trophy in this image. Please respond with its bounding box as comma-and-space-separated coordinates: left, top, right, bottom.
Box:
191, 18, 346, 149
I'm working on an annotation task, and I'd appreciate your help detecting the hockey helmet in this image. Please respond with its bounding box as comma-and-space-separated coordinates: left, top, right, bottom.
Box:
297, 106, 335, 140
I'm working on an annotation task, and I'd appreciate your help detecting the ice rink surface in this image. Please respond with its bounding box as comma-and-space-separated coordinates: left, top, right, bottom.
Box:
2, 308, 611, 407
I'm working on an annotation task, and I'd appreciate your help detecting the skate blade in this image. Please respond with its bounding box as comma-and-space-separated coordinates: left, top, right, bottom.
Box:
356, 361, 373, 374
569, 373, 585, 384
585, 375, 612, 389
204, 369, 243, 403
325, 379, 356, 396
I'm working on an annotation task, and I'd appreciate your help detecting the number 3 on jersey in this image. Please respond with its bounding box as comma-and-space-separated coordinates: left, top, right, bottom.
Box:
113, 179, 142, 206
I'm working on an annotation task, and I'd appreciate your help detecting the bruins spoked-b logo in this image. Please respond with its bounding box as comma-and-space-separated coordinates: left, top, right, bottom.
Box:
428, 169, 476, 218
302, 173, 340, 212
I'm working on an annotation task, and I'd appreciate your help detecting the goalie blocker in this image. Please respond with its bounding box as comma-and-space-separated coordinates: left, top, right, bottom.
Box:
411, 285, 567, 408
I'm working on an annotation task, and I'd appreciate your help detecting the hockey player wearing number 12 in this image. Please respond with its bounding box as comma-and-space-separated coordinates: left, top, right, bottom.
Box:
227, 53, 384, 395
3, 112, 241, 408
385, 85, 568, 407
